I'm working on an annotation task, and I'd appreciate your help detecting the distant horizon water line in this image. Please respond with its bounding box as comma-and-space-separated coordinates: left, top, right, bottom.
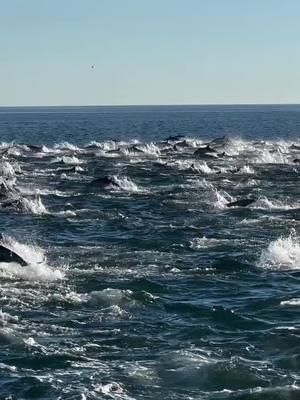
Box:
0, 102, 300, 108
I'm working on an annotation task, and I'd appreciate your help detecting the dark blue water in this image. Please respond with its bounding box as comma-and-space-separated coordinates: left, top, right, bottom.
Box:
0, 105, 299, 399
1, 104, 300, 145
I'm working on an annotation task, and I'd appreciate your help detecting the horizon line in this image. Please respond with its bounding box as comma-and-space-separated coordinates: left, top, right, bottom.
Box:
0, 102, 300, 108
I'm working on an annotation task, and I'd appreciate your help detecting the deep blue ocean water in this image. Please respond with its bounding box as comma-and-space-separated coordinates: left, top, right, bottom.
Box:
0, 105, 299, 399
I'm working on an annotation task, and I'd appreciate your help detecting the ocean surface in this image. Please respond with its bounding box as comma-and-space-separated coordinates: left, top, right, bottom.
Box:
0, 105, 299, 399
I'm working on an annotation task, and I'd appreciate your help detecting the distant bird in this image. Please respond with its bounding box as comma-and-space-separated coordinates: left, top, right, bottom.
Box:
91, 65, 95, 69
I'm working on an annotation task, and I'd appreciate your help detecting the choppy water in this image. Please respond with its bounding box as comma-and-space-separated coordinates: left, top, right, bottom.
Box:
0, 105, 299, 399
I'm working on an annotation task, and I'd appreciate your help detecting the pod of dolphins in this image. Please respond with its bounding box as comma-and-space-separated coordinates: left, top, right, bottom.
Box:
0, 134, 299, 267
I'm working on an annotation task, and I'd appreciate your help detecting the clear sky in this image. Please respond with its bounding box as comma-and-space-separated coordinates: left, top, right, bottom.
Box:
1, 0, 300, 106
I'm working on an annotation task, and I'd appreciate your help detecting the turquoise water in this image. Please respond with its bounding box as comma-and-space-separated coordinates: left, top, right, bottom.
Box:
0, 105, 299, 399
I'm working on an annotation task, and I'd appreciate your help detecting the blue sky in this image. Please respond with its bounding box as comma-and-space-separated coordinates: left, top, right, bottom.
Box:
1, 0, 300, 106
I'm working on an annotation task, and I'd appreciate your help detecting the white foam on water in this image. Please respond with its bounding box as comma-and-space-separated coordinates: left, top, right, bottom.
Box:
96, 150, 120, 158
258, 230, 300, 269
251, 196, 299, 210
85, 140, 102, 148
7, 148, 21, 156
281, 298, 300, 306
19, 187, 66, 197
195, 161, 215, 174
173, 160, 215, 174
88, 289, 133, 307
160, 347, 218, 375
38, 145, 50, 153
61, 156, 83, 165
0, 161, 21, 177
0, 141, 14, 149
0, 309, 18, 327
111, 176, 142, 192
209, 189, 234, 209
194, 178, 214, 189
239, 218, 261, 225
0, 179, 17, 193
120, 148, 138, 157
94, 382, 135, 399
190, 236, 222, 249
51, 155, 84, 165
239, 165, 255, 174
236, 178, 258, 188
0, 236, 65, 281
185, 138, 204, 147
46, 290, 87, 305
54, 210, 77, 217
54, 142, 80, 151
253, 149, 288, 164
138, 142, 161, 156
224, 138, 256, 156
20, 197, 48, 215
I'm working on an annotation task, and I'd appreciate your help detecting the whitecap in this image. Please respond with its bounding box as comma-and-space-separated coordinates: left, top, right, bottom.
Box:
61, 156, 83, 165
210, 189, 234, 210
258, 230, 300, 269
111, 175, 142, 192
20, 197, 48, 215
0, 161, 21, 177
88, 289, 133, 307
190, 236, 221, 249
0, 236, 65, 281
281, 298, 300, 306
54, 142, 80, 151
251, 196, 299, 210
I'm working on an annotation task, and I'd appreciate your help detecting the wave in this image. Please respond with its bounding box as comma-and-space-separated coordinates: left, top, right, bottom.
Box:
253, 149, 288, 164
238, 165, 255, 174
281, 298, 300, 306
54, 142, 81, 151
0, 161, 22, 177
137, 143, 161, 156
209, 189, 234, 210
251, 196, 300, 210
190, 236, 223, 249
55, 156, 84, 165
0, 236, 64, 281
95, 150, 121, 158
224, 137, 257, 156
20, 197, 48, 215
54, 210, 77, 217
258, 230, 300, 269
111, 175, 142, 192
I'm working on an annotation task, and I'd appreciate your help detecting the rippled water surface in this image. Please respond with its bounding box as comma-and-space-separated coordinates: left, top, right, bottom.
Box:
0, 105, 299, 399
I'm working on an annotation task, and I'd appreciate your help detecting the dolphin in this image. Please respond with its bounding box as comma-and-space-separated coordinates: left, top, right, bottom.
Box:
194, 145, 217, 157
0, 144, 14, 157
175, 140, 191, 148
0, 181, 20, 201
0, 242, 27, 266
210, 135, 229, 146
127, 145, 144, 153
56, 166, 79, 174
165, 135, 186, 142
105, 148, 121, 154
0, 199, 22, 209
290, 144, 300, 150
226, 198, 256, 208
26, 144, 43, 152
293, 158, 300, 164
89, 176, 121, 190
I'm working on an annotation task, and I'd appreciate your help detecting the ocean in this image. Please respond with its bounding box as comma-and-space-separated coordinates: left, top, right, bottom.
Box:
0, 105, 299, 399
